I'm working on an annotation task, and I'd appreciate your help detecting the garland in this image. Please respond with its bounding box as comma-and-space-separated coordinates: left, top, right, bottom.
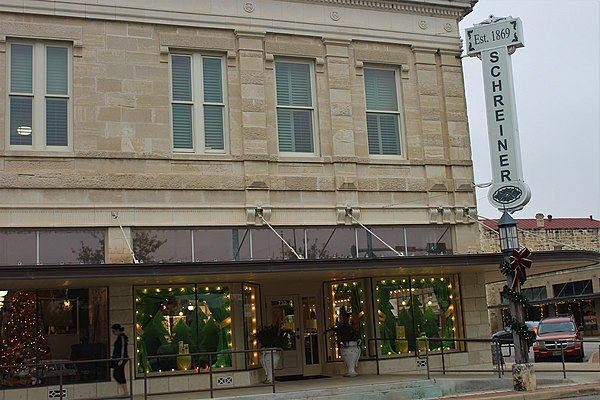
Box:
501, 285, 529, 307
504, 315, 536, 347
499, 258, 512, 277
498, 253, 535, 348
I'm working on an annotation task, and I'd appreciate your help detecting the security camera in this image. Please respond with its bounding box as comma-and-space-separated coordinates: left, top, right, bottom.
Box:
111, 211, 119, 219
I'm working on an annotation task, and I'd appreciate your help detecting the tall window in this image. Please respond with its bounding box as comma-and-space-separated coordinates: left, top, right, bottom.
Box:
8, 42, 70, 149
275, 61, 316, 153
135, 284, 234, 375
374, 275, 462, 357
364, 68, 402, 155
171, 54, 226, 153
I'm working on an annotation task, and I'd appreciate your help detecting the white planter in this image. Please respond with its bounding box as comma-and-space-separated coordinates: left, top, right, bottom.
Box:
340, 340, 360, 377
260, 350, 281, 383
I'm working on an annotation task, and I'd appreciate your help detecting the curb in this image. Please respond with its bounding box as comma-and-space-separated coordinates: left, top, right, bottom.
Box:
440, 382, 600, 399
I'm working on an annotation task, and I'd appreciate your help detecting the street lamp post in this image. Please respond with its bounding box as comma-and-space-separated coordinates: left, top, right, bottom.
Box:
498, 211, 535, 391
498, 211, 528, 364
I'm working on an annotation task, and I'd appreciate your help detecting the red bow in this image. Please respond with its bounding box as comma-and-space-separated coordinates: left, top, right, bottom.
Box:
509, 248, 532, 288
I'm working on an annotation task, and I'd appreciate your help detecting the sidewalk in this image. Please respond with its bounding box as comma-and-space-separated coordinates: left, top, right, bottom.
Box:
135, 370, 600, 400
441, 382, 600, 399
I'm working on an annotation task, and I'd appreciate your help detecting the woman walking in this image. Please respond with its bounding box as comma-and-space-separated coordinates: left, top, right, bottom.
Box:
111, 323, 129, 396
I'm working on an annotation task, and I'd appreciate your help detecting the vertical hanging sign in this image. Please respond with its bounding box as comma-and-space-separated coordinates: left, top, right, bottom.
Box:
466, 16, 531, 212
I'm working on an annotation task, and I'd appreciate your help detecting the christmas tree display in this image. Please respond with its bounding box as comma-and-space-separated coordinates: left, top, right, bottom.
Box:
0, 290, 50, 387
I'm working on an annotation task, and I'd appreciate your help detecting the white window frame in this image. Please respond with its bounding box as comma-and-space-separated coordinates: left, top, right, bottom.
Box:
274, 59, 319, 156
6, 40, 72, 151
170, 52, 228, 154
363, 65, 405, 158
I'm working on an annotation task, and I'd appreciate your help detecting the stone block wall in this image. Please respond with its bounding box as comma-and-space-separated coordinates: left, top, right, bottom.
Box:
0, 6, 479, 255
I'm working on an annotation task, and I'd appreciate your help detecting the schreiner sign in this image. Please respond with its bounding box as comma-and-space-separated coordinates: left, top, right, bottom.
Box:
466, 16, 531, 212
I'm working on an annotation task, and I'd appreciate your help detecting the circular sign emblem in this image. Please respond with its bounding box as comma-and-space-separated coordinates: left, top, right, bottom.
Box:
492, 185, 523, 204
487, 181, 531, 212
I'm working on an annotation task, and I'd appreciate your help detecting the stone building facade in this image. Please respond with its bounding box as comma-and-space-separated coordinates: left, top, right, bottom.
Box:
0, 1, 596, 398
482, 214, 600, 333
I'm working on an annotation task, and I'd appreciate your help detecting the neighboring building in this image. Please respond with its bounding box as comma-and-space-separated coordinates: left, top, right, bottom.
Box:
482, 214, 600, 334
0, 1, 597, 398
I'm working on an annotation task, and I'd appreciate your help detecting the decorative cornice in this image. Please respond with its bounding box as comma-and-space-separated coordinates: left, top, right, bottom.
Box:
280, 0, 469, 18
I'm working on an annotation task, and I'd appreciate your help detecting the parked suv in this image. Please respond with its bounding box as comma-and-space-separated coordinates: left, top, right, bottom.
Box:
533, 316, 584, 362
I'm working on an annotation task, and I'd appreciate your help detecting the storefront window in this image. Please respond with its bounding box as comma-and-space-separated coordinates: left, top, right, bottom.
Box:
553, 280, 593, 298
0, 231, 37, 265
132, 229, 191, 263
0, 288, 109, 388
41, 231, 105, 264
405, 227, 452, 255
582, 300, 598, 336
193, 229, 251, 261
375, 275, 461, 356
325, 280, 366, 360
250, 228, 304, 260
356, 227, 406, 257
130, 225, 454, 263
135, 285, 232, 375
305, 227, 356, 259
0, 230, 105, 265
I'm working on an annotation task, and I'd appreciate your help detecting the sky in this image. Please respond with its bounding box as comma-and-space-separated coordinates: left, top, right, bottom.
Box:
458, 0, 600, 220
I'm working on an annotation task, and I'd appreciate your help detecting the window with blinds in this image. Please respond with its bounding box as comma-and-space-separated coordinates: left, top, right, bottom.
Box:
364, 68, 402, 156
275, 61, 316, 154
8, 42, 70, 149
171, 54, 226, 153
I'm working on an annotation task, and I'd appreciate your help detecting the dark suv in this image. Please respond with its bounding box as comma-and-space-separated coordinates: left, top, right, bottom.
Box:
533, 316, 584, 362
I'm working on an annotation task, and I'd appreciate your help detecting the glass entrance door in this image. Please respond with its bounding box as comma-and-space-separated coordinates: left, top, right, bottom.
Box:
302, 296, 321, 375
266, 295, 302, 376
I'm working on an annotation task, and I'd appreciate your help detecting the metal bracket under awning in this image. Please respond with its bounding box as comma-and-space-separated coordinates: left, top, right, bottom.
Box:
345, 207, 404, 257
112, 211, 140, 263
255, 207, 303, 259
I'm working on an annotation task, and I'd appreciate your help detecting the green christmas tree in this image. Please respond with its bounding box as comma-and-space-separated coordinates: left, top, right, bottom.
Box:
423, 306, 440, 350
0, 291, 50, 387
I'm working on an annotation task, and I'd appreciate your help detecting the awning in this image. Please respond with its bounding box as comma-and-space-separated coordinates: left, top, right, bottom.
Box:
0, 250, 597, 289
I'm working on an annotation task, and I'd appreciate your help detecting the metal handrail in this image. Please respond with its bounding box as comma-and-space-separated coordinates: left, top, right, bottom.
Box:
142, 347, 281, 399
422, 337, 506, 379
0, 357, 132, 400
366, 336, 470, 376
422, 337, 600, 380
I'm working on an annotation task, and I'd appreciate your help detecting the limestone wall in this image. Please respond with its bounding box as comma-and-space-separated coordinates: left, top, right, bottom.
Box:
0, 5, 479, 257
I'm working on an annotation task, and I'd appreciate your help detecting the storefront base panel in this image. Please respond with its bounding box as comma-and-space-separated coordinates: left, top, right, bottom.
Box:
0, 381, 121, 400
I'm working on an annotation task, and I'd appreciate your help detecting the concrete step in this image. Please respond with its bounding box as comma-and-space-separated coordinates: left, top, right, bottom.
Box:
213, 379, 442, 400
195, 376, 577, 400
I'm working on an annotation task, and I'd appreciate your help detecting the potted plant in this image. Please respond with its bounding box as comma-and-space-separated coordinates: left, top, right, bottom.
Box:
253, 324, 293, 383
327, 322, 361, 377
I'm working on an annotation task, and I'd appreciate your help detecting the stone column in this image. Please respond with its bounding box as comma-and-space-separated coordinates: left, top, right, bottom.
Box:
236, 31, 271, 210
412, 47, 445, 161
323, 38, 359, 209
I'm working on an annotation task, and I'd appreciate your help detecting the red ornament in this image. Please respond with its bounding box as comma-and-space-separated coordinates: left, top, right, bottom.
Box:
509, 247, 532, 288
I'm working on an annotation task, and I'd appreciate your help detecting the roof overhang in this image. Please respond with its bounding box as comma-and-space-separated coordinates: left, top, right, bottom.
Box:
0, 250, 597, 290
